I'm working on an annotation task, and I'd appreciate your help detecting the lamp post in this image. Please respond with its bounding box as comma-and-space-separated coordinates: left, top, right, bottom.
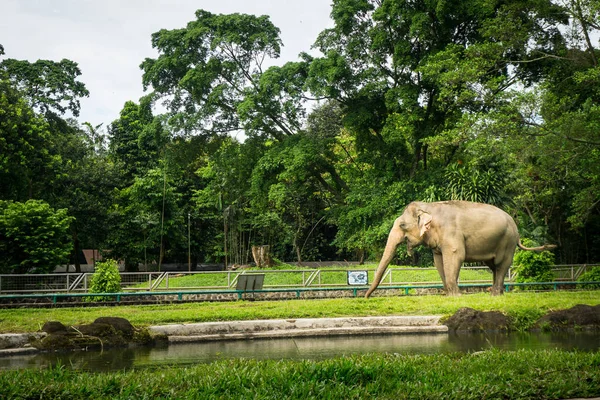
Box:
188, 213, 191, 272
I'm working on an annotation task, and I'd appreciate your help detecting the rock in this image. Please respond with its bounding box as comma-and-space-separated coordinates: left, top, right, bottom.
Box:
41, 321, 68, 335
35, 334, 74, 350
94, 317, 135, 339
72, 323, 117, 338
30, 317, 158, 352
536, 304, 600, 331
444, 307, 511, 332
0, 333, 46, 350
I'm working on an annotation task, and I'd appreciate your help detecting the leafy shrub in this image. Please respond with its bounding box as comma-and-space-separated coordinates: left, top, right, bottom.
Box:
0, 200, 73, 274
88, 259, 121, 301
513, 238, 555, 290
577, 266, 600, 289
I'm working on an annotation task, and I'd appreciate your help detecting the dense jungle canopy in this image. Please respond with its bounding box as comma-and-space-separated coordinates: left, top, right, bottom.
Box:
1, 0, 600, 273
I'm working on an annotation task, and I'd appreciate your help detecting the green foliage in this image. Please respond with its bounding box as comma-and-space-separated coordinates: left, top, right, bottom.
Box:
0, 58, 89, 116
0, 79, 59, 200
108, 100, 168, 181
141, 10, 292, 139
88, 259, 122, 301
3, 2, 600, 269
578, 266, 600, 289
0, 200, 73, 274
443, 163, 506, 205
514, 239, 556, 288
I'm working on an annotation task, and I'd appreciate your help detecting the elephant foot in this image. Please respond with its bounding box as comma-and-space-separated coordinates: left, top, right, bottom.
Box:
490, 288, 504, 296
445, 287, 461, 296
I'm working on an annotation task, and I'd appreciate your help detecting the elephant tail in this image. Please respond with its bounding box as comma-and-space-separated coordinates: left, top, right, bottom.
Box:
517, 240, 557, 251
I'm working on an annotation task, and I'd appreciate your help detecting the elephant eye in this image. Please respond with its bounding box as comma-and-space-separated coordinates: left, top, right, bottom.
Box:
399, 222, 407, 229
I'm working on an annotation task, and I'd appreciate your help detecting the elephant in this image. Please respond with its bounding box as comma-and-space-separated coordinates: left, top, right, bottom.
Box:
365, 201, 556, 297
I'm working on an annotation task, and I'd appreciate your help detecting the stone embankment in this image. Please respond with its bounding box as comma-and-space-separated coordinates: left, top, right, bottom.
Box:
149, 316, 447, 343
1, 304, 598, 355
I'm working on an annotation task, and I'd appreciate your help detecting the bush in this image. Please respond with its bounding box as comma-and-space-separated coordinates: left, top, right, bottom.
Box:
0, 200, 73, 274
578, 266, 600, 289
513, 238, 555, 290
88, 259, 121, 301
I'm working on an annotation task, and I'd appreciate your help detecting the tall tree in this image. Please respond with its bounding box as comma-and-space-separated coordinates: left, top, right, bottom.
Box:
0, 58, 89, 117
0, 79, 59, 200
306, 0, 566, 178
141, 10, 298, 138
108, 99, 168, 182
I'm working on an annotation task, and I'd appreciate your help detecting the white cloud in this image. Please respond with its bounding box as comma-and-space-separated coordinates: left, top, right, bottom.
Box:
1, 0, 333, 126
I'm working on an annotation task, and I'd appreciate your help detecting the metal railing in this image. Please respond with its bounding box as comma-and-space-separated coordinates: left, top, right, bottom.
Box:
0, 264, 597, 294
0, 281, 599, 305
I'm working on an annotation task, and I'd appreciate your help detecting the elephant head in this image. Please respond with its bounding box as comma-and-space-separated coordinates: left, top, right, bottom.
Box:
365, 203, 431, 298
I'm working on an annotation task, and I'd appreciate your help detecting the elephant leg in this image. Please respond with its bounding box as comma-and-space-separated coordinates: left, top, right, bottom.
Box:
484, 261, 499, 294
442, 247, 464, 296
490, 258, 511, 296
433, 252, 446, 288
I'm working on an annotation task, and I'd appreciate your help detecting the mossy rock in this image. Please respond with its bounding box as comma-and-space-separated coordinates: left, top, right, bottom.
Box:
34, 317, 161, 351
94, 317, 135, 339
536, 304, 600, 331
72, 322, 116, 337
33, 334, 104, 351
444, 307, 511, 332
41, 321, 68, 335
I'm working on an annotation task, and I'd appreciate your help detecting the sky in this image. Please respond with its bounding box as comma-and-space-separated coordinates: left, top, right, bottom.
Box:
1, 0, 334, 128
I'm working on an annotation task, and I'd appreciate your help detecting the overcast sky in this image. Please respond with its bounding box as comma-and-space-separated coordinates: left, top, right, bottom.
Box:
2, 0, 333, 127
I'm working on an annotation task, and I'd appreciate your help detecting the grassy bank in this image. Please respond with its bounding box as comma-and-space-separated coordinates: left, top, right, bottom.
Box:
1, 350, 599, 399
1, 291, 599, 333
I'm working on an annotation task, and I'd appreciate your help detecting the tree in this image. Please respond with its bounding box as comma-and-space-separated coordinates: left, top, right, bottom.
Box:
46, 121, 118, 272
0, 79, 58, 200
307, 0, 566, 179
0, 58, 89, 117
141, 10, 302, 140
0, 200, 73, 273
108, 99, 168, 182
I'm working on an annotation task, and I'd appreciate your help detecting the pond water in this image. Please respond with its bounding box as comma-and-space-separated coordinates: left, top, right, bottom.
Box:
1, 332, 598, 372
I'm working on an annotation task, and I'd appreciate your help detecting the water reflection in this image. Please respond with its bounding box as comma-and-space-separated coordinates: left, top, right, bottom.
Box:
1, 332, 598, 372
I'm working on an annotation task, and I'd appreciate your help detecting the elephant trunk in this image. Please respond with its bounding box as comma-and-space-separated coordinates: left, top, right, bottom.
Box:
365, 229, 404, 298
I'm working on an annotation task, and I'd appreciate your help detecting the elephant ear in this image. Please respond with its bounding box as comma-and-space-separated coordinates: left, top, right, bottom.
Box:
418, 211, 432, 238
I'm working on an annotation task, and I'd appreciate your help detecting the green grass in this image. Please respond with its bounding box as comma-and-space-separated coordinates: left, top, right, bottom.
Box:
1, 350, 599, 399
1, 291, 598, 333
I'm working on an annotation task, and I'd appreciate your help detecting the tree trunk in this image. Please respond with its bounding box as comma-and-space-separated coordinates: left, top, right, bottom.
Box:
251, 245, 272, 268
358, 249, 365, 265
72, 225, 81, 273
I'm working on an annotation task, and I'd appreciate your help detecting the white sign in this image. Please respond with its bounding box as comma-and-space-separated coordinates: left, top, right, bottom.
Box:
347, 270, 368, 285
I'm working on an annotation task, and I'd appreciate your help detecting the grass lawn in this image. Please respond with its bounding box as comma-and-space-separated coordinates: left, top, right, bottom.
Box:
1, 291, 599, 399
1, 291, 598, 333
1, 350, 599, 399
